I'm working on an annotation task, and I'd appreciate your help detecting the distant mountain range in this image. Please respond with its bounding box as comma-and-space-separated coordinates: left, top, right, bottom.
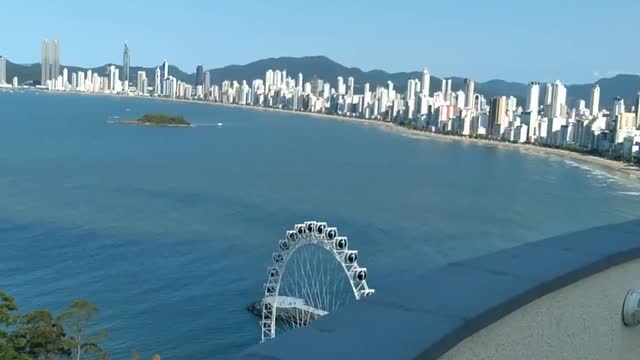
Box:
3, 55, 639, 107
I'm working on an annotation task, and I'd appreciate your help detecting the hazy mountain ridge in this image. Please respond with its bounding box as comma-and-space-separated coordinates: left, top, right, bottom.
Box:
3, 55, 638, 107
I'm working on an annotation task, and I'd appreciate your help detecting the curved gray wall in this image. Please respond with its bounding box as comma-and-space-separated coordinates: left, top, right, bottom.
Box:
440, 258, 640, 360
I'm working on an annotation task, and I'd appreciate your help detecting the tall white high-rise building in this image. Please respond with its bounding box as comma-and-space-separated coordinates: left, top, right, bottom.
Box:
465, 79, 475, 108
41, 40, 50, 85
154, 67, 161, 95
0, 56, 6, 84
613, 97, 625, 115
551, 80, 566, 118
347, 77, 355, 96
337, 76, 345, 95
162, 60, 169, 80
443, 79, 452, 100
274, 70, 282, 89
507, 96, 517, 112
137, 71, 147, 94
77, 72, 85, 91
62, 68, 68, 88
407, 79, 416, 100
455, 90, 466, 110
421, 68, 430, 96
589, 84, 600, 116
71, 72, 77, 90
526, 82, 540, 113
265, 70, 274, 91
109, 65, 117, 91
51, 40, 60, 80
297, 73, 303, 89
544, 83, 553, 106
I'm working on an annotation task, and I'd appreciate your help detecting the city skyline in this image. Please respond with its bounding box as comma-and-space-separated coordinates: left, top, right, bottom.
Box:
0, 0, 638, 83
20, 34, 640, 158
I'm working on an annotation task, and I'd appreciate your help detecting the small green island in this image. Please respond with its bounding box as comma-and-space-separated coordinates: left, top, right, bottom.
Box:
133, 113, 191, 127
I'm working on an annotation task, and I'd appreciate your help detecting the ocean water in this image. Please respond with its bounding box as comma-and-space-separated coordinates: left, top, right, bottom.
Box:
1, 91, 640, 358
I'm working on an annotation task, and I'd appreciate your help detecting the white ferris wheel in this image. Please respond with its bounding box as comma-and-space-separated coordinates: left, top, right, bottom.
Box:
260, 220, 375, 342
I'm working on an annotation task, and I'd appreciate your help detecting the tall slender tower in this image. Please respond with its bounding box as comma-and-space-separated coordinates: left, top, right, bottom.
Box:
41, 39, 50, 85
195, 64, 204, 87
203, 71, 211, 98
0, 56, 6, 84
122, 42, 130, 83
154, 67, 161, 95
421, 68, 430, 96
526, 82, 540, 113
51, 40, 60, 80
162, 60, 169, 80
589, 84, 600, 116
488, 96, 507, 136
551, 80, 566, 118
347, 77, 355, 96
464, 79, 475, 108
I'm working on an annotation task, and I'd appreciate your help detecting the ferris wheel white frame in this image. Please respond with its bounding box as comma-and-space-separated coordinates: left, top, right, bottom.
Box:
260, 220, 375, 342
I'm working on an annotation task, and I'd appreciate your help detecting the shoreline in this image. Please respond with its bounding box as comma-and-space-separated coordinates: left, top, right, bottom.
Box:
23, 89, 640, 182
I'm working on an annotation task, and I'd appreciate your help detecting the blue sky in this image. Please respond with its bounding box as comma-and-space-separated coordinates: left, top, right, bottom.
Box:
1, 0, 638, 84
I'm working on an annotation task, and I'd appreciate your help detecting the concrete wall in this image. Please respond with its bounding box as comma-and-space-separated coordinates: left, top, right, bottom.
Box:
440, 258, 640, 360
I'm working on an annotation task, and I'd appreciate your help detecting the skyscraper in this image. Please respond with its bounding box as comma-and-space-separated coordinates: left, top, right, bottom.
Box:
443, 79, 452, 101
203, 71, 211, 98
51, 40, 60, 80
589, 84, 600, 116
154, 67, 161, 95
310, 77, 323, 97
137, 71, 146, 94
0, 56, 6, 84
407, 79, 416, 99
347, 77, 355, 96
122, 42, 130, 83
337, 76, 345, 95
488, 96, 507, 137
297, 73, 303, 89
421, 68, 430, 96
41, 40, 50, 85
195, 64, 204, 87
265, 70, 274, 90
526, 82, 540, 113
162, 60, 169, 80
464, 79, 475, 108
551, 80, 566, 118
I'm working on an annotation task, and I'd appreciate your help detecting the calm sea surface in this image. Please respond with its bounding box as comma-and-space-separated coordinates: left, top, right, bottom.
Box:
1, 91, 640, 358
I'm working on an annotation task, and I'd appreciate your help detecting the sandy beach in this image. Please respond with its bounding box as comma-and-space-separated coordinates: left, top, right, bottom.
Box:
34, 89, 640, 182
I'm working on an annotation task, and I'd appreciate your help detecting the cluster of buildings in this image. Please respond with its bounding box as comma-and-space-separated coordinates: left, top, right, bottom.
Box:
4, 40, 640, 161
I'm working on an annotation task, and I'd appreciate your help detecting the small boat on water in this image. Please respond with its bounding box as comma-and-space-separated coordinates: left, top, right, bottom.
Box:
217, 122, 223, 126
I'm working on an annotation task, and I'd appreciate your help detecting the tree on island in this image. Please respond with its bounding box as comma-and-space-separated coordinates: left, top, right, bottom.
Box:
136, 113, 190, 126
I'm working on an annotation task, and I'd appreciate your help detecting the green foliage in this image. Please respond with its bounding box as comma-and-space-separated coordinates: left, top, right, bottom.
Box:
0, 293, 107, 360
136, 113, 190, 126
57, 301, 108, 360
